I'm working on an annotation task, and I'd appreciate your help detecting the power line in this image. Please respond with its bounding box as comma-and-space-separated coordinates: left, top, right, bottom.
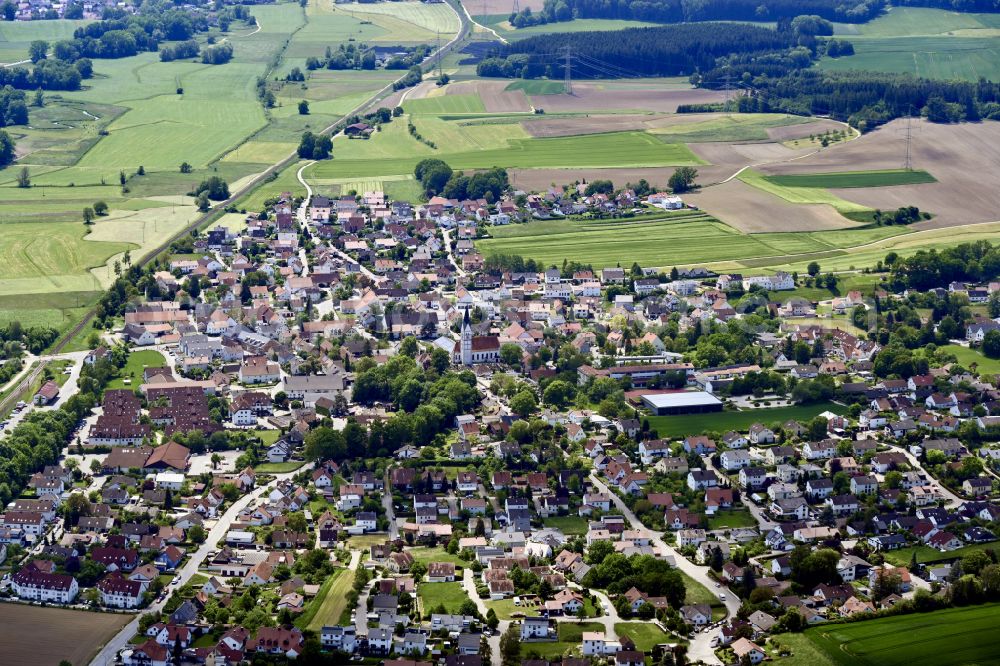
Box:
564, 45, 572, 95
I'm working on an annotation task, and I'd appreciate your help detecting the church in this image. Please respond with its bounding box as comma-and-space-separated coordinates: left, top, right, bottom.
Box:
455, 309, 500, 365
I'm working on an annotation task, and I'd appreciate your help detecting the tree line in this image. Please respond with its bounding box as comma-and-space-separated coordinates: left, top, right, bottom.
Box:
0, 58, 89, 91
478, 22, 801, 79
414, 158, 509, 201
510, 0, 884, 29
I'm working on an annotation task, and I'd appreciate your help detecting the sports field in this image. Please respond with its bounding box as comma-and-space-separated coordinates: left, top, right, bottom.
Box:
804, 604, 1000, 666
647, 402, 843, 438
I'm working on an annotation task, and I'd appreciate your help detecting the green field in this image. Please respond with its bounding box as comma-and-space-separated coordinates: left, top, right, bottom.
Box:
303, 568, 356, 631
474, 212, 909, 269
479, 14, 660, 40
106, 350, 167, 390
310, 129, 702, 180
739, 170, 872, 214
417, 581, 471, 615
254, 461, 306, 474
804, 604, 1000, 666
882, 540, 1000, 568
614, 622, 674, 652
824, 8, 1000, 80
939, 345, 1000, 378
405, 94, 487, 115
648, 402, 844, 438
505, 80, 568, 95
706, 508, 758, 530
764, 170, 936, 189
542, 515, 589, 536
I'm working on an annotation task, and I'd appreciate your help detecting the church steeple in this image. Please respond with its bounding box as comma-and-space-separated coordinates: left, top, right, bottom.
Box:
460, 308, 472, 365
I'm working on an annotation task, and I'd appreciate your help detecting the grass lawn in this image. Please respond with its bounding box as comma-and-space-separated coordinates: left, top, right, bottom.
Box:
939, 345, 1000, 378
819, 35, 1000, 82
254, 429, 283, 446
417, 581, 471, 615
542, 515, 589, 536
802, 603, 1000, 666
679, 571, 726, 620
106, 350, 167, 390
614, 622, 675, 651
487, 598, 541, 620
767, 632, 838, 666
764, 169, 935, 189
522, 621, 606, 660
882, 541, 1000, 567
648, 402, 844, 438
254, 461, 305, 474
707, 508, 758, 530
407, 546, 467, 568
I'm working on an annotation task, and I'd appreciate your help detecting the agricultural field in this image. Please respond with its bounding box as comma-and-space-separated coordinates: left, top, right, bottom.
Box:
802, 604, 1000, 666
0, 0, 414, 343
825, 8, 1000, 81
763, 169, 936, 189
0, 603, 134, 666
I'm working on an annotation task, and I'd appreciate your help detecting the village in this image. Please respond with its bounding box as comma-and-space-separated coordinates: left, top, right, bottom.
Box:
0, 182, 999, 666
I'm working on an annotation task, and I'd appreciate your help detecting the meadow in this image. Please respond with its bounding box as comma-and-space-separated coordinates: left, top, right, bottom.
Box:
417, 581, 472, 615
803, 604, 1000, 666
939, 344, 1000, 377
738, 170, 872, 215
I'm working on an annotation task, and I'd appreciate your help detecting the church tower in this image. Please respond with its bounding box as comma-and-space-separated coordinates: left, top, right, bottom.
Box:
461, 308, 473, 365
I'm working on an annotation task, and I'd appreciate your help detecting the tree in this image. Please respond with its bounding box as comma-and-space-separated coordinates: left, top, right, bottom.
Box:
0, 129, 14, 167
983, 329, 1000, 359
179, 162, 193, 173
83, 207, 94, 225
298, 100, 309, 115
194, 176, 230, 200
509, 389, 537, 417
93, 200, 108, 216
16, 166, 29, 188
486, 607, 499, 629
29, 40, 48, 63
188, 524, 206, 543
500, 343, 523, 367
542, 379, 575, 408
500, 625, 521, 666
807, 261, 821, 276
668, 166, 698, 193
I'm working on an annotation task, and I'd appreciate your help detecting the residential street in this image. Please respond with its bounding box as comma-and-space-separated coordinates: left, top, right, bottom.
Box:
89, 464, 313, 666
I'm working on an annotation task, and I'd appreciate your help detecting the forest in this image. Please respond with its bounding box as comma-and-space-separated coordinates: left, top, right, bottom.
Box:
478, 23, 801, 79
510, 0, 884, 28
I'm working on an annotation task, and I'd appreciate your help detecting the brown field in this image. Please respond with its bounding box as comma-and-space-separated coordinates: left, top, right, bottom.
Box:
509, 166, 681, 191
0, 603, 133, 666
531, 85, 727, 113
683, 179, 859, 233
462, 0, 546, 14
446, 80, 532, 112
523, 114, 665, 138
760, 118, 1000, 228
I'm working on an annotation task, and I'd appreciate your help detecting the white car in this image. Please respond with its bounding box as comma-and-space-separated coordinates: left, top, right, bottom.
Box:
718, 593, 726, 601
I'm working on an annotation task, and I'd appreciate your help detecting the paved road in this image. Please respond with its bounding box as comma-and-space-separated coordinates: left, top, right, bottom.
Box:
89, 464, 313, 666
462, 567, 505, 665
441, 228, 467, 278
883, 441, 964, 508
587, 475, 739, 616
383, 468, 398, 540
